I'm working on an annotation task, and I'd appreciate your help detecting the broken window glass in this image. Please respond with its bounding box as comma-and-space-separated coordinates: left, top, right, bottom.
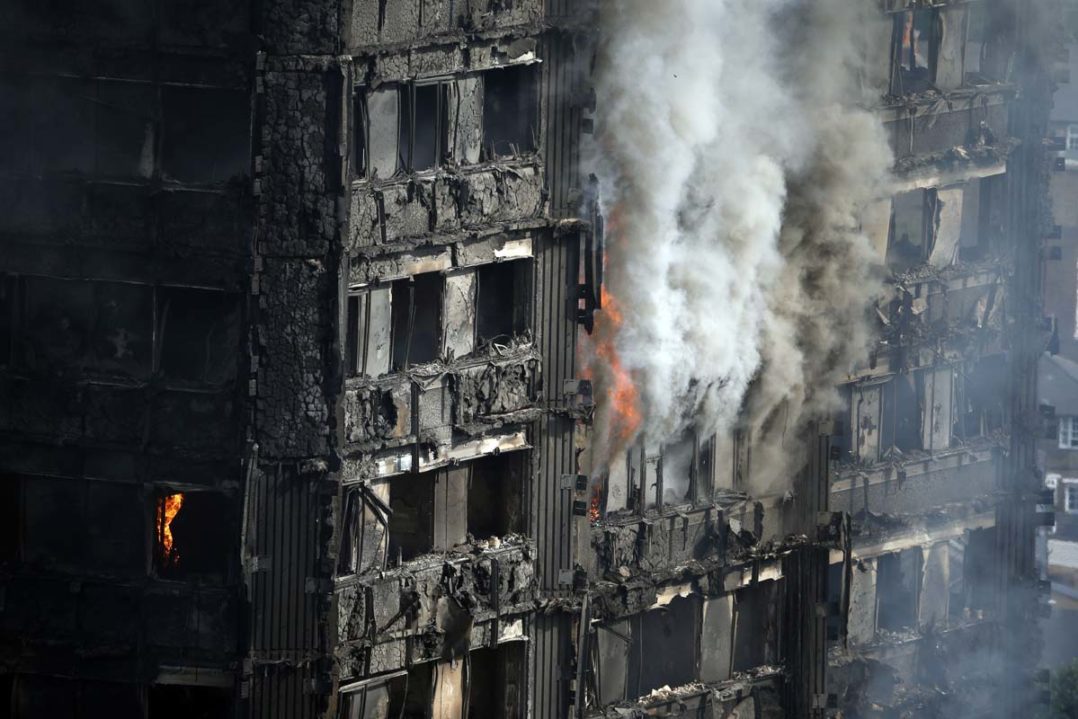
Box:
353, 92, 368, 178
390, 272, 442, 370
482, 64, 539, 159
337, 482, 390, 577
366, 85, 401, 179
149, 685, 232, 719
592, 620, 630, 705
385, 452, 526, 565
346, 286, 393, 378
154, 489, 232, 580
161, 86, 250, 184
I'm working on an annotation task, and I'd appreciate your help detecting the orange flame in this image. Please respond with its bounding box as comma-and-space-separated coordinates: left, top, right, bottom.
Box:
158, 493, 184, 564
595, 286, 642, 449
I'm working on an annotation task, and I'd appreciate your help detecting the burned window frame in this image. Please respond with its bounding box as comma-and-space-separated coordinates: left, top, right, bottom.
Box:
337, 482, 391, 577
351, 64, 541, 180
599, 431, 705, 518
481, 63, 541, 161
360, 450, 529, 570
352, 81, 449, 180
589, 595, 703, 707
344, 260, 535, 379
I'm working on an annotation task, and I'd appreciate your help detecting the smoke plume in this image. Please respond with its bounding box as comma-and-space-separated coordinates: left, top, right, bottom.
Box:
589, 0, 893, 490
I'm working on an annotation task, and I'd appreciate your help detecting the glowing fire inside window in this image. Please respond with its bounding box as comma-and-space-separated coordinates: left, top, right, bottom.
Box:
157, 492, 184, 566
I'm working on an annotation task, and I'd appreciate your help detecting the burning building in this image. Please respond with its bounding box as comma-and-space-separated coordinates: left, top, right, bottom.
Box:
0, 0, 1056, 718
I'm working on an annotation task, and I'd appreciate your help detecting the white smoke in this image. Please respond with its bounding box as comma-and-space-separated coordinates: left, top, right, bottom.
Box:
590, 0, 893, 489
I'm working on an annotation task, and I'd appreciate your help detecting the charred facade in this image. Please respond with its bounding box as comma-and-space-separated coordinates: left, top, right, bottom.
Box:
0, 1, 1055, 719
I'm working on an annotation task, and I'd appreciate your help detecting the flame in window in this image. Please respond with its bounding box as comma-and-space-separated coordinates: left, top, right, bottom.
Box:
158, 493, 184, 565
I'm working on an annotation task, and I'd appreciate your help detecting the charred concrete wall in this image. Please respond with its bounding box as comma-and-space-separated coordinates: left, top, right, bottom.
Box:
0, 0, 257, 715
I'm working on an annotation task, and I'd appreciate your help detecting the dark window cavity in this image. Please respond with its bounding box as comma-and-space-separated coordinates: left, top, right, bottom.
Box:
732, 581, 781, 672
483, 65, 539, 159
468, 642, 527, 718
154, 489, 232, 580
396, 82, 446, 172
476, 260, 529, 346
161, 87, 250, 184
467, 452, 526, 541
626, 596, 699, 698
149, 685, 232, 719
0, 476, 19, 563
877, 549, 922, 631
386, 453, 527, 566
887, 189, 932, 272
157, 288, 240, 385
390, 273, 442, 370
881, 373, 923, 453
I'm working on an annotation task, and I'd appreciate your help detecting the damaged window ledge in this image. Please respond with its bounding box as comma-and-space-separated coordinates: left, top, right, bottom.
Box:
351, 156, 543, 192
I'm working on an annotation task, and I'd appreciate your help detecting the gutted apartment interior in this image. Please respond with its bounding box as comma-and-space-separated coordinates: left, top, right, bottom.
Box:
0, 0, 1052, 717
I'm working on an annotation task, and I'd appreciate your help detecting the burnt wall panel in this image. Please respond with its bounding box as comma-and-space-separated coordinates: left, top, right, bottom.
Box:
261, 0, 340, 55
259, 65, 342, 258
256, 259, 332, 459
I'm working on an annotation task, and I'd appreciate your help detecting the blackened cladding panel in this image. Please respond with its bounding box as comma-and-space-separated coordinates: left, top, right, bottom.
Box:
529, 229, 579, 592
248, 465, 323, 654
540, 32, 585, 219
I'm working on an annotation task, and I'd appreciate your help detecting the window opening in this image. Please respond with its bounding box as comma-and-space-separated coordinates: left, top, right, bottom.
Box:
468, 643, 526, 718
154, 489, 231, 579
337, 482, 391, 577
482, 65, 539, 159
391, 273, 442, 370
627, 596, 699, 699
876, 549, 921, 631
893, 9, 938, 94
476, 260, 527, 346
1066, 481, 1078, 514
